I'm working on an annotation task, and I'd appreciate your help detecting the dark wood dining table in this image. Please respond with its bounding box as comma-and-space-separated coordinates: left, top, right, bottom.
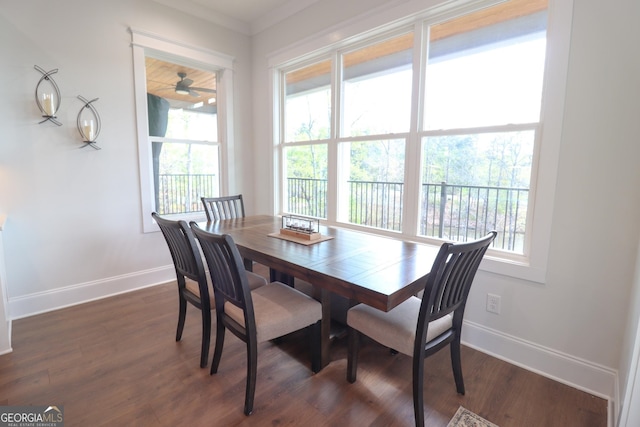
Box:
200, 215, 440, 369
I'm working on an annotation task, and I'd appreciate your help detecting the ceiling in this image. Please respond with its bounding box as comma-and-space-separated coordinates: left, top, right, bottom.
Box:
146, 57, 218, 111
151, 0, 320, 35
189, 0, 292, 23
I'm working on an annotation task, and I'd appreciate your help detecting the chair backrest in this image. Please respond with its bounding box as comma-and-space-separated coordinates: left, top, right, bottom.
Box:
417, 231, 497, 341
201, 195, 245, 221
152, 212, 208, 290
190, 223, 254, 323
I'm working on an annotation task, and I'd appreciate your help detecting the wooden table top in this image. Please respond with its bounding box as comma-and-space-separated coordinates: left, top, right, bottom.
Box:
200, 215, 439, 312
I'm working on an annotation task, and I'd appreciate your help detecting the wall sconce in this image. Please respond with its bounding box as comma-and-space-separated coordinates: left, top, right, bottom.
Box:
34, 65, 62, 126
76, 95, 101, 150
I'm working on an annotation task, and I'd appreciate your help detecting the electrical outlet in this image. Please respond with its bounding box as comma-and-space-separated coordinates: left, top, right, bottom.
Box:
486, 293, 501, 314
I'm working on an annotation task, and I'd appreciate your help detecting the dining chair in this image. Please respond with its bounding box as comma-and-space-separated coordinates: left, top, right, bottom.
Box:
201, 194, 289, 284
201, 194, 245, 221
346, 231, 497, 427
190, 222, 322, 416
152, 212, 267, 368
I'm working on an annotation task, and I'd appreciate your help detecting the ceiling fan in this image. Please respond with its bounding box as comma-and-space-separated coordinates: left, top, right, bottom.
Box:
174, 72, 216, 97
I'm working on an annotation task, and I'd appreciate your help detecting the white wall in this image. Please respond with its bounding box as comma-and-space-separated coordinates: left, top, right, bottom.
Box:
618, 237, 640, 426
0, 0, 252, 315
2, 0, 640, 419
250, 0, 640, 410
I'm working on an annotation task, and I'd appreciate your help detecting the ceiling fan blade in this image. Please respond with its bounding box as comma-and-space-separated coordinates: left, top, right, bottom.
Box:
188, 89, 201, 97
181, 78, 193, 86
189, 86, 216, 94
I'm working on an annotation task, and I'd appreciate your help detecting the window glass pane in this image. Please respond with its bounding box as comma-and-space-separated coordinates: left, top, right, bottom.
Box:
285, 60, 332, 142
146, 57, 218, 140
155, 141, 219, 215
165, 109, 217, 141
284, 144, 328, 218
419, 131, 534, 252
340, 139, 405, 231
342, 34, 413, 136
145, 57, 220, 215
424, 2, 547, 130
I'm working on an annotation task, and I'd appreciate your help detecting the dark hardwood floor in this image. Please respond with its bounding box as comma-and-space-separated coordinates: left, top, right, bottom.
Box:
0, 269, 607, 426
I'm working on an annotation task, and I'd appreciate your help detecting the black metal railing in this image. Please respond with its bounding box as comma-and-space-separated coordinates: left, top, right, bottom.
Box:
421, 182, 528, 252
155, 175, 528, 252
287, 178, 328, 218
156, 174, 217, 215
286, 178, 529, 252
349, 180, 403, 231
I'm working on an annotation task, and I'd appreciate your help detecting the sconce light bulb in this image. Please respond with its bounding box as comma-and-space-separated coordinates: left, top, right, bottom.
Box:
82, 119, 95, 142
42, 93, 56, 116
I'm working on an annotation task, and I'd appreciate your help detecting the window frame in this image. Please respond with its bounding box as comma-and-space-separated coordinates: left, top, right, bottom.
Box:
270, 0, 573, 283
131, 28, 235, 232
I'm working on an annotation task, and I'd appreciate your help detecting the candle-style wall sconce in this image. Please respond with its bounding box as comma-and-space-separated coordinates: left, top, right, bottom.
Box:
76, 95, 101, 150
34, 65, 62, 126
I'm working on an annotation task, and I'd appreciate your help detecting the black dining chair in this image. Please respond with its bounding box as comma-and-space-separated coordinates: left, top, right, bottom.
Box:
190, 222, 322, 416
201, 194, 288, 284
346, 231, 497, 427
201, 194, 245, 221
152, 212, 267, 368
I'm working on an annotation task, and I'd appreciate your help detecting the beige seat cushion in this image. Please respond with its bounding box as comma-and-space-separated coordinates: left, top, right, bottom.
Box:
347, 296, 452, 357
185, 271, 268, 309
185, 279, 215, 307
246, 271, 269, 290
224, 282, 322, 343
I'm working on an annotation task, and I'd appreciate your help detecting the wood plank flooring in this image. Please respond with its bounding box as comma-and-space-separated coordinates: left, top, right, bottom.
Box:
0, 272, 607, 426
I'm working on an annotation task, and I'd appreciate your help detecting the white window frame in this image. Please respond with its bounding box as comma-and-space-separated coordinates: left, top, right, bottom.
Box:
130, 28, 235, 233
269, 0, 574, 283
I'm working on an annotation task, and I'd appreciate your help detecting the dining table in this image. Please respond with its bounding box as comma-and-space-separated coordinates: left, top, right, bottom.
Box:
200, 215, 440, 370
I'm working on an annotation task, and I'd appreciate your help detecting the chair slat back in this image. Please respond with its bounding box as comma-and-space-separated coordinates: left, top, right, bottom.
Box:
420, 231, 497, 325
152, 212, 206, 283
190, 223, 253, 316
201, 195, 245, 221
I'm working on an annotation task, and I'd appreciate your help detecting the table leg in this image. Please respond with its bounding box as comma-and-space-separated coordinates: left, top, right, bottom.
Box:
319, 288, 331, 369
270, 269, 295, 287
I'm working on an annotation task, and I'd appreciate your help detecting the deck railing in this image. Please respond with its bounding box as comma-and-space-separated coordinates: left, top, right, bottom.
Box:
287, 178, 528, 252
155, 176, 528, 252
156, 174, 217, 215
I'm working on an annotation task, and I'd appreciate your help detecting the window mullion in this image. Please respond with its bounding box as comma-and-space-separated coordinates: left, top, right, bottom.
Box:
326, 51, 341, 223
402, 21, 428, 237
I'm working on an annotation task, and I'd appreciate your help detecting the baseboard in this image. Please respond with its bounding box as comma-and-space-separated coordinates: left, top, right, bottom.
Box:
462, 320, 618, 403
8, 266, 175, 320
0, 319, 11, 355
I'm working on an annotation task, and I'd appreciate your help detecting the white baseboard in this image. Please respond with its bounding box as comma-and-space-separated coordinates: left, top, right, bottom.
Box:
462, 320, 618, 419
8, 266, 175, 320
0, 319, 11, 355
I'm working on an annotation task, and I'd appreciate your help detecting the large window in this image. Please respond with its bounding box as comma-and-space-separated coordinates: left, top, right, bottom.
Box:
131, 30, 235, 232
145, 57, 220, 217
283, 60, 331, 218
277, 0, 553, 261
419, 2, 547, 253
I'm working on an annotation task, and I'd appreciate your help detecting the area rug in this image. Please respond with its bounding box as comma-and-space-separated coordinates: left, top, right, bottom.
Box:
447, 406, 499, 427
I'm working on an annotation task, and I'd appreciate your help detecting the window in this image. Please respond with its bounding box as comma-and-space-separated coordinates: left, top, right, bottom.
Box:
145, 57, 220, 216
274, 0, 569, 281
419, 2, 547, 253
131, 29, 235, 232
283, 60, 331, 218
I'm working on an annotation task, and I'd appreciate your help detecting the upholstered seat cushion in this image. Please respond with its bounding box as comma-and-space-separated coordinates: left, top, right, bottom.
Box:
225, 281, 322, 343
246, 271, 269, 290
185, 279, 215, 306
186, 272, 268, 308
347, 296, 452, 357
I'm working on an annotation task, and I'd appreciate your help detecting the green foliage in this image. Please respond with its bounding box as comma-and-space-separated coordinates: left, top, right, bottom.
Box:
285, 145, 328, 179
